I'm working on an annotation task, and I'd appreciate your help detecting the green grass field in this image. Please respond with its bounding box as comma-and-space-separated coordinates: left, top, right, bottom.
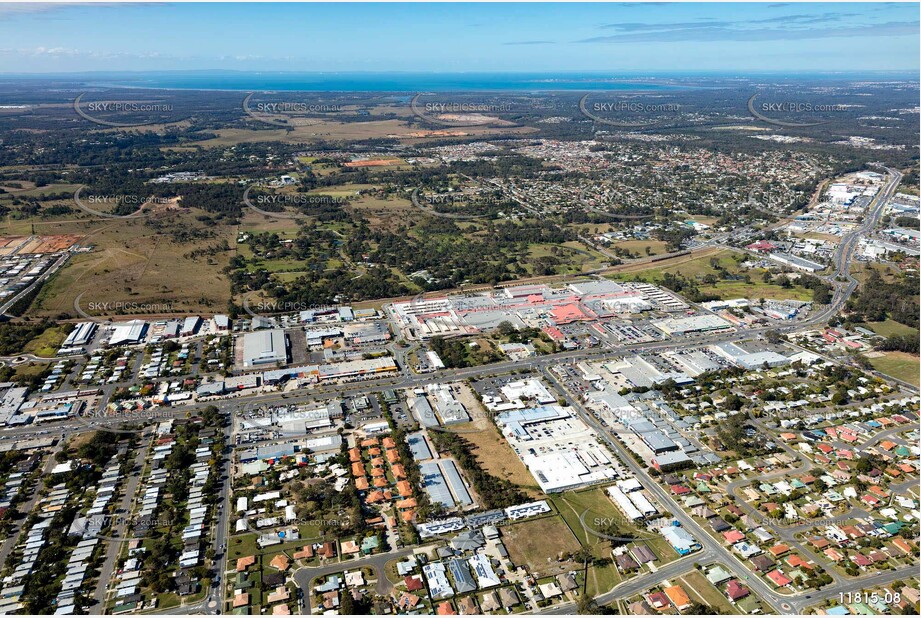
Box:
678, 570, 741, 614
859, 319, 920, 340
550, 488, 679, 597
869, 352, 920, 386
23, 325, 72, 357
610, 248, 815, 301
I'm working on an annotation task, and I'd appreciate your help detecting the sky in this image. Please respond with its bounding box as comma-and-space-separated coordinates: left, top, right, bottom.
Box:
0, 2, 917, 74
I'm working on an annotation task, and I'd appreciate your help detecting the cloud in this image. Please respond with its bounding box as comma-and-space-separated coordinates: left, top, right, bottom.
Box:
580, 18, 919, 43
0, 2, 167, 19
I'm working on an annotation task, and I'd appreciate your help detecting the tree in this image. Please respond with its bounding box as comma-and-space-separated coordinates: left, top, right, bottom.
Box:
339, 589, 355, 615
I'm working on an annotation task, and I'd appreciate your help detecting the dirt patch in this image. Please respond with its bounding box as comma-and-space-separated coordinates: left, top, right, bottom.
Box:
501, 516, 582, 577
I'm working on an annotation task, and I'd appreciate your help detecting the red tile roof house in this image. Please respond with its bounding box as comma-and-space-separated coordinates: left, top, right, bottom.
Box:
726, 580, 751, 602
852, 553, 873, 568
766, 570, 792, 587
645, 591, 671, 610
404, 575, 425, 592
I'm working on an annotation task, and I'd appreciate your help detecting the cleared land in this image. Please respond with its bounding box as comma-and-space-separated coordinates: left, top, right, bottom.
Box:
450, 419, 543, 498
859, 319, 920, 340
678, 570, 741, 614
2, 213, 235, 318
551, 488, 678, 597
188, 120, 536, 148
610, 248, 814, 301
23, 324, 72, 357
611, 239, 669, 257
868, 351, 920, 386
501, 515, 582, 577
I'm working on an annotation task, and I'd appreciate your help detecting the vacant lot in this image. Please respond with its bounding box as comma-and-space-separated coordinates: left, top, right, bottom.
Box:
678, 570, 741, 614
501, 516, 581, 576
189, 119, 536, 148
612, 239, 669, 257
859, 319, 919, 340
23, 324, 72, 357
868, 351, 920, 386
4, 213, 236, 318
610, 248, 814, 301
453, 416, 542, 498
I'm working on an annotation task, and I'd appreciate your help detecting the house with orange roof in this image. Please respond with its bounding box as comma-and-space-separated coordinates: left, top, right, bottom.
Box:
891, 538, 913, 555
841, 525, 865, 539
386, 449, 401, 463
233, 593, 250, 608
368, 447, 382, 457
355, 477, 370, 491
401, 509, 415, 522
397, 480, 413, 497
766, 570, 792, 587
269, 554, 290, 571
436, 601, 457, 615
351, 462, 366, 477
382, 437, 396, 449
267, 586, 290, 604
663, 585, 691, 611
319, 542, 336, 559
341, 540, 360, 555
808, 536, 829, 550
272, 604, 291, 615
391, 463, 407, 478
768, 544, 790, 558
293, 545, 314, 560
824, 548, 844, 562
366, 490, 386, 504
361, 438, 379, 448
370, 457, 385, 467
373, 477, 389, 488
397, 498, 417, 509
236, 555, 256, 572
879, 440, 897, 451
785, 554, 813, 570
348, 448, 362, 462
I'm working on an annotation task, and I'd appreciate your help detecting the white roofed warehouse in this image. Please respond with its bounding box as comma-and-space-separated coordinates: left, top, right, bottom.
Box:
242, 329, 288, 368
